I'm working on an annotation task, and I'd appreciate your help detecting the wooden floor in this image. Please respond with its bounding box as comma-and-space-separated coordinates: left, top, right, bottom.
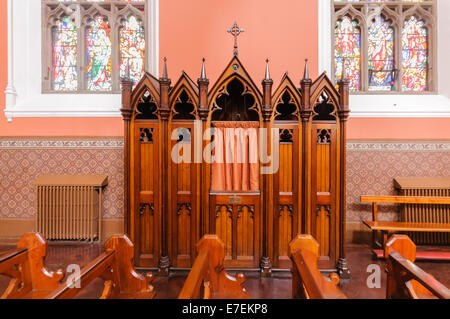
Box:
1, 242, 449, 299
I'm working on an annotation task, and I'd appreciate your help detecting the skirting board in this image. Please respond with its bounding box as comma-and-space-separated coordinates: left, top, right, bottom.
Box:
0, 218, 124, 243
0, 218, 370, 245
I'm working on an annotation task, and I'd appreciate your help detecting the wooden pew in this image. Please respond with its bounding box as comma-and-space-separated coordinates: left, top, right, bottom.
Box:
361, 195, 450, 260
385, 234, 450, 299
178, 235, 249, 299
0, 233, 64, 299
288, 234, 347, 299
46, 235, 155, 299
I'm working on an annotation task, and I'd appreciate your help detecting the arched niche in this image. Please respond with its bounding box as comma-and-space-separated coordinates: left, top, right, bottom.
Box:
131, 72, 161, 121
169, 72, 199, 121
271, 73, 301, 122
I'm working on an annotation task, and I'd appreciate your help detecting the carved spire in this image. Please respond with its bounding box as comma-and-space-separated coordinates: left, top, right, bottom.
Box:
303, 59, 310, 80
340, 57, 350, 84
162, 57, 168, 79
201, 58, 207, 79
265, 59, 270, 80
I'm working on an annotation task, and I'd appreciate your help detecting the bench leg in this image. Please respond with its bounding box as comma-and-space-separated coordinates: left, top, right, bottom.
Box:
381, 231, 388, 255
372, 230, 378, 249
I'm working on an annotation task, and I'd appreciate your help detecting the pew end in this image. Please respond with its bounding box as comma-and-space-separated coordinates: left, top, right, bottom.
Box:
288, 234, 347, 299
48, 234, 156, 299
104, 235, 156, 299
178, 235, 249, 299
386, 235, 450, 299
1, 232, 64, 299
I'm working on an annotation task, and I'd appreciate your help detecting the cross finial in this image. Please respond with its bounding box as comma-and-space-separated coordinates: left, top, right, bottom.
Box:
227, 22, 244, 57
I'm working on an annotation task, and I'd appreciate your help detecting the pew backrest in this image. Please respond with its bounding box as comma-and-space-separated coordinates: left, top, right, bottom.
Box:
385, 235, 450, 299
178, 235, 249, 299
0, 233, 64, 299
288, 234, 347, 299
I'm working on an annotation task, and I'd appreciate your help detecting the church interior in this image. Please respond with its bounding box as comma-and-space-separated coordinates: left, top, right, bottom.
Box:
0, 0, 449, 301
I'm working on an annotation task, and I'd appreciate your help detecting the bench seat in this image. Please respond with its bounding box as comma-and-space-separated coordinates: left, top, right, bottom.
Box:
363, 221, 450, 232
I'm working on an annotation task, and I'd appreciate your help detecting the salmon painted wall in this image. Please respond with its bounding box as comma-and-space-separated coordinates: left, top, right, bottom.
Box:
0, 0, 449, 140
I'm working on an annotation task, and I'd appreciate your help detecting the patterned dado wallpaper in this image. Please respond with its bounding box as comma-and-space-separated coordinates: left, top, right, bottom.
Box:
0, 139, 449, 223
0, 139, 124, 219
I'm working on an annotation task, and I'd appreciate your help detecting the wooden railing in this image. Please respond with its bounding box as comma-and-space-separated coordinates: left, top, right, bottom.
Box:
178, 235, 249, 299
385, 235, 450, 299
47, 235, 155, 299
0, 233, 64, 299
288, 234, 347, 299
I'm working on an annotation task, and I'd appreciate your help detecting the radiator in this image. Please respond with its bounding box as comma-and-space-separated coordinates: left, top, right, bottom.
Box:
395, 178, 450, 245
34, 175, 108, 242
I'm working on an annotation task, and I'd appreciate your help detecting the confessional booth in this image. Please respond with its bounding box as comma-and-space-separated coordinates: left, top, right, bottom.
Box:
121, 46, 350, 277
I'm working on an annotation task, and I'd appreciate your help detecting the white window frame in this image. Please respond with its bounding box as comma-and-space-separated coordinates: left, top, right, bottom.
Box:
3, 0, 159, 122
319, 0, 450, 118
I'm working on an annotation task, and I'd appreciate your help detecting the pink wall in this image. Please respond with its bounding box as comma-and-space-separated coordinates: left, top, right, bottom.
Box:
348, 118, 450, 141
0, 0, 448, 140
0, 0, 6, 128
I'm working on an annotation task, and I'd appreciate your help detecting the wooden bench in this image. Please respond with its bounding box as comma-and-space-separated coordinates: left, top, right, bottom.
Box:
361, 195, 450, 260
288, 234, 347, 299
385, 235, 450, 299
47, 234, 155, 299
0, 233, 64, 299
178, 235, 249, 299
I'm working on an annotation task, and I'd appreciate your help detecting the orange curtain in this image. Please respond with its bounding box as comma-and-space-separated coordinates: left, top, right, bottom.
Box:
210, 122, 259, 192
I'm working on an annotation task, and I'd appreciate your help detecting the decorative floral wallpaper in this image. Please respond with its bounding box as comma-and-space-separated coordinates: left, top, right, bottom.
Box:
0, 139, 124, 219
0, 139, 449, 222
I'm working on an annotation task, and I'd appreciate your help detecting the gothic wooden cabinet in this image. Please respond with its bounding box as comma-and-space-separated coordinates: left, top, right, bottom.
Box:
121, 51, 350, 278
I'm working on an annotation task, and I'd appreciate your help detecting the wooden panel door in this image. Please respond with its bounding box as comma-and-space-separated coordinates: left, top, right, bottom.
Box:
209, 193, 261, 269
133, 123, 160, 267
169, 122, 199, 268
273, 125, 300, 268
311, 123, 337, 270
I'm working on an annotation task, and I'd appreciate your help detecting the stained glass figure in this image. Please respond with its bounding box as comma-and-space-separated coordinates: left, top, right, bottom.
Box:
368, 15, 395, 91
402, 16, 428, 92
52, 16, 78, 91
120, 15, 146, 86
334, 16, 361, 92
86, 15, 112, 91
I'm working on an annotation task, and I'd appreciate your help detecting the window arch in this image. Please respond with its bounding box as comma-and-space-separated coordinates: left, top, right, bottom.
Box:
332, 0, 436, 93
42, 0, 146, 93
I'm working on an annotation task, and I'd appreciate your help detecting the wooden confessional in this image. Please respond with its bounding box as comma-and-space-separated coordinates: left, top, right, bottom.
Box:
121, 49, 350, 277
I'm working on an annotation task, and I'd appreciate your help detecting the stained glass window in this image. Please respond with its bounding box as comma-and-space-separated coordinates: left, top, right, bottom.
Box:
52, 16, 78, 91
86, 16, 112, 91
368, 15, 395, 92
402, 16, 428, 92
334, 16, 361, 92
43, 0, 146, 92
333, 0, 434, 93
120, 16, 146, 86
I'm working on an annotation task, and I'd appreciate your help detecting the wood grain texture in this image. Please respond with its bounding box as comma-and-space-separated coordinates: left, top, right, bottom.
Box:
0, 233, 63, 299
178, 235, 249, 299
122, 59, 349, 274
385, 235, 450, 299
48, 234, 155, 299
288, 234, 347, 299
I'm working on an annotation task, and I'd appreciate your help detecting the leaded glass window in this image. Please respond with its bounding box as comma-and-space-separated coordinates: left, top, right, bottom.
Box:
42, 0, 146, 93
332, 0, 435, 93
